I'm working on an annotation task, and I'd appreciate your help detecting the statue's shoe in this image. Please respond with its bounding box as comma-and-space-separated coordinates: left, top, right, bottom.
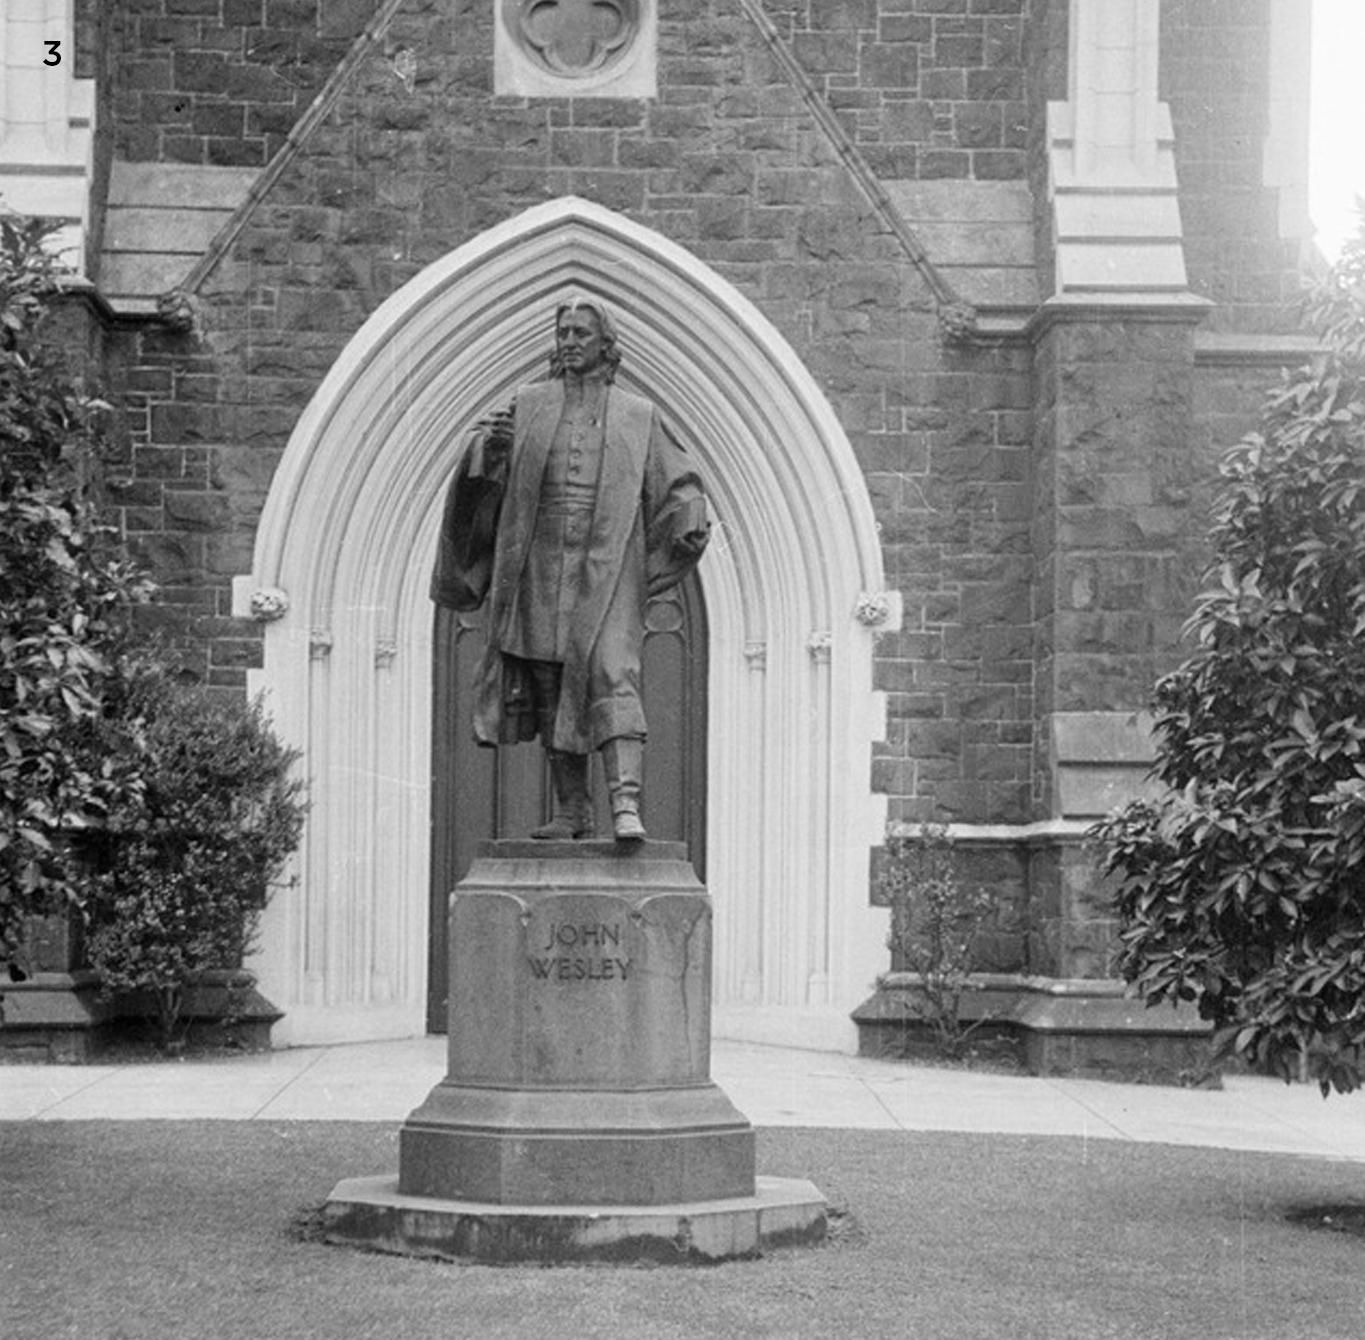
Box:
530, 814, 595, 840
611, 808, 646, 843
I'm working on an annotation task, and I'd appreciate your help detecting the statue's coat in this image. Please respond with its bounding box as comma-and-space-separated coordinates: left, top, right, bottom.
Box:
431, 379, 708, 752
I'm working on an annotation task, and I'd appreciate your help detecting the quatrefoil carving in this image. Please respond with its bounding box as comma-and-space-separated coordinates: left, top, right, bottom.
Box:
509, 0, 640, 77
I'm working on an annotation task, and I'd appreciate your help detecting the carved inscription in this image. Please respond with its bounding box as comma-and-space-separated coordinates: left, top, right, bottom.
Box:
528, 921, 631, 982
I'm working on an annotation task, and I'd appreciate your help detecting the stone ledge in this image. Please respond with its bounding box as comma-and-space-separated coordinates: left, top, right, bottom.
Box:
98, 161, 261, 309
323, 1174, 826, 1265
1193, 332, 1323, 367
853, 973, 1215, 1083
0, 972, 118, 1063
0, 969, 281, 1062
476, 836, 690, 861
1052, 711, 1160, 819
400, 1082, 756, 1206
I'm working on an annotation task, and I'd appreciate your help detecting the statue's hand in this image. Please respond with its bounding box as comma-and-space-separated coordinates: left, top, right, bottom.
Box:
475, 407, 514, 455
674, 527, 709, 560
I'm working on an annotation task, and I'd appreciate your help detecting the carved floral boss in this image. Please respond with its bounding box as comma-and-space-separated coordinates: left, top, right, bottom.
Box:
509, 0, 640, 77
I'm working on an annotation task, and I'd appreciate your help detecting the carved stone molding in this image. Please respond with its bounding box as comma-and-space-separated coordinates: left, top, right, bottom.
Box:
854, 592, 892, 627
496, 0, 655, 97
392, 46, 417, 94
248, 198, 888, 1050
0, 0, 95, 270
508, 0, 639, 78
156, 288, 199, 334
249, 587, 289, 622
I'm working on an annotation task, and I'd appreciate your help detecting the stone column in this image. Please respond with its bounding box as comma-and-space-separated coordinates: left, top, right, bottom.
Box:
1047, 0, 1194, 300
1018, 0, 1213, 1069
0, 0, 95, 268
1030, 304, 1206, 977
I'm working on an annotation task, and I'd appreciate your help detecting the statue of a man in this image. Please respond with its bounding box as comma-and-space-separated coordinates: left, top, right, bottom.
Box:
430, 294, 710, 842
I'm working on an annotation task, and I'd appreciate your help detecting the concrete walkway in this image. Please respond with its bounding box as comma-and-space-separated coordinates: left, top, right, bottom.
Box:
4, 1038, 1364, 1162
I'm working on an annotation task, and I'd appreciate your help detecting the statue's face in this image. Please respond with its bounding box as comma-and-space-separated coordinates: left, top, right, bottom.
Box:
556, 307, 606, 375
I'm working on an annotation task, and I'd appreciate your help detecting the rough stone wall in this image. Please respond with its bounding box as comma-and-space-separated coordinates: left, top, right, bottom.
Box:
1193, 360, 1277, 465
105, 0, 1040, 747
770, 0, 1029, 181
1030, 317, 1206, 806
1028, 843, 1113, 979
81, 0, 114, 273
1022, 0, 1065, 296
108, 0, 374, 166
870, 340, 1035, 830
73, 0, 100, 78
1160, 0, 1305, 334
93, 0, 1302, 970
1026, 315, 1265, 977
1050, 322, 1204, 712
100, 320, 269, 685
1185, 353, 1281, 548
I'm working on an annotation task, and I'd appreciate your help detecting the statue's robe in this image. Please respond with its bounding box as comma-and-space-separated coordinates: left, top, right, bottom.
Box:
430, 378, 708, 753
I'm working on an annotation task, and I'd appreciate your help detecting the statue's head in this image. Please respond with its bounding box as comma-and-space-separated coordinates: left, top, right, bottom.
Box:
549, 292, 621, 381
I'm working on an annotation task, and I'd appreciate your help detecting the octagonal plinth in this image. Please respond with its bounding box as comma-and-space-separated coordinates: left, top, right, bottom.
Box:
323, 1174, 827, 1265
397, 840, 757, 1208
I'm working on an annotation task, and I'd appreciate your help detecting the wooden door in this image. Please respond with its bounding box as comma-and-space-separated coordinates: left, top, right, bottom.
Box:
426, 575, 708, 1031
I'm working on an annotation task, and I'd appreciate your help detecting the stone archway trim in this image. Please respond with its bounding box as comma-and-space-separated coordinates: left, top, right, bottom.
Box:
242, 198, 897, 1049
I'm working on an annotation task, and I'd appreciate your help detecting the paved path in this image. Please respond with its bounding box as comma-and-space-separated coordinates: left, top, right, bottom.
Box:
4, 1038, 1365, 1162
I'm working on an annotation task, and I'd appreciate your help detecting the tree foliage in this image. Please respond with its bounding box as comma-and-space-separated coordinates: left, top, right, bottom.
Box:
0, 219, 151, 961
0, 221, 305, 1040
1093, 224, 1365, 1095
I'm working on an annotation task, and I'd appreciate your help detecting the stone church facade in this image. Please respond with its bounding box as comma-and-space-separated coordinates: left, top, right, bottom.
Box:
5, 1, 1316, 1053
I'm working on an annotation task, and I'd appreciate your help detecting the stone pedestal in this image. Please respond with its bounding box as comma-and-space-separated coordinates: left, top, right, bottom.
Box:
324, 840, 824, 1262
401, 839, 754, 1206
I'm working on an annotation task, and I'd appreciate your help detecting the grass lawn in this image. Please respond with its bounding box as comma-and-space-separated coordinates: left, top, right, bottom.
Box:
3, 1121, 1364, 1340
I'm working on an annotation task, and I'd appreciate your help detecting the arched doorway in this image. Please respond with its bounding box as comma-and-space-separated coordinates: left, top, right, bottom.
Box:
243, 197, 895, 1050
427, 575, 708, 1031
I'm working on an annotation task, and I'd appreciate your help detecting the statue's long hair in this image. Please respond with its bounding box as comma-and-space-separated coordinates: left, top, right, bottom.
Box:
548, 298, 622, 382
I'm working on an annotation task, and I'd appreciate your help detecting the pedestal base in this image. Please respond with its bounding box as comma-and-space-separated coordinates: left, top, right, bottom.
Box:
400, 1081, 755, 1205
323, 1174, 827, 1264
325, 840, 825, 1263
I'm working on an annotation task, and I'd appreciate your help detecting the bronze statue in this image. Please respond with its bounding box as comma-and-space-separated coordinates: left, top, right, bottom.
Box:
431, 294, 709, 842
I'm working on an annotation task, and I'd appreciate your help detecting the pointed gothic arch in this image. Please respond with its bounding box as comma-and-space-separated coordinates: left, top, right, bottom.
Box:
242, 197, 897, 1049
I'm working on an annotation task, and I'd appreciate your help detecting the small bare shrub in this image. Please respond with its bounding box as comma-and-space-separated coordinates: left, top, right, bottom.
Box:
878, 823, 1002, 1060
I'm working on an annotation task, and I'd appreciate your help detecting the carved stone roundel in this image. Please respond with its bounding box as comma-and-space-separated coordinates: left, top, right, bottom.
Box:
508, 0, 640, 78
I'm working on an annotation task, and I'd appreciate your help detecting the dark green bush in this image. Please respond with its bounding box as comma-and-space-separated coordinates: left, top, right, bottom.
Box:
84, 663, 306, 1044
1093, 223, 1365, 1095
0, 220, 303, 1044
0, 219, 151, 961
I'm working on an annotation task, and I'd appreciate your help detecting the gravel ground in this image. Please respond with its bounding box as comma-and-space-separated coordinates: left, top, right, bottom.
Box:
4, 1121, 1365, 1340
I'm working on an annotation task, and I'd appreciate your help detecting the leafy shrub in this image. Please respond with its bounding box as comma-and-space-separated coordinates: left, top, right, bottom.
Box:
0, 219, 151, 961
879, 823, 1002, 1059
84, 663, 306, 1045
1092, 222, 1365, 1096
0, 220, 303, 1046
